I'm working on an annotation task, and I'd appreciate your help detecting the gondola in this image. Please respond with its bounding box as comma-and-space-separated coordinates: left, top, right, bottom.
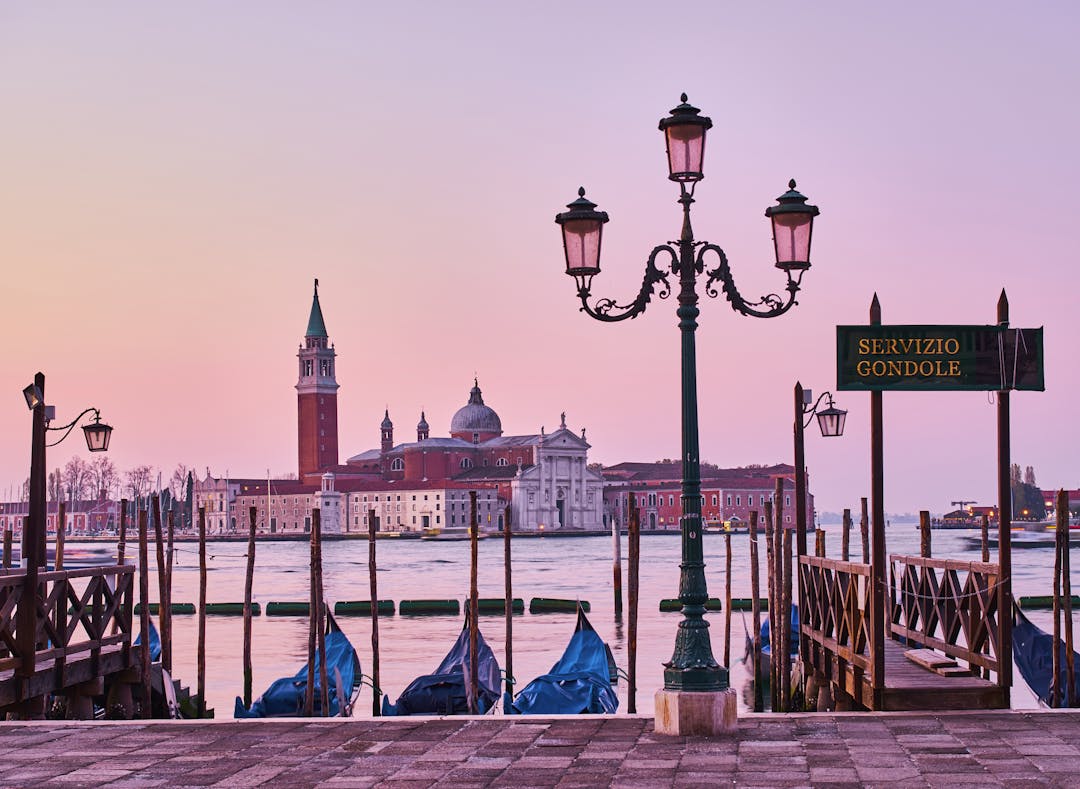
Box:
742, 604, 799, 677
1013, 606, 1080, 706
234, 613, 361, 718
381, 616, 501, 715
134, 617, 162, 662
510, 603, 618, 715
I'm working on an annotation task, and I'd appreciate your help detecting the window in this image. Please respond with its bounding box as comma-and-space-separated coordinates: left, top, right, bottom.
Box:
785, 495, 791, 506
472, 432, 479, 444
726, 495, 732, 506
304, 360, 313, 376
648, 493, 656, 507
390, 458, 404, 471
711, 495, 717, 506
736, 496, 741, 507
460, 458, 473, 469
669, 495, 674, 506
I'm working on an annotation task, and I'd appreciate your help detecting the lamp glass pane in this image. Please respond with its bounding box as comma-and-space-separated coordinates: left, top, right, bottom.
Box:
771, 211, 813, 266
562, 218, 603, 276
665, 124, 706, 181
83, 423, 112, 452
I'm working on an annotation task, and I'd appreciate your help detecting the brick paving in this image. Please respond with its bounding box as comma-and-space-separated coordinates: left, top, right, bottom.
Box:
0, 711, 1077, 787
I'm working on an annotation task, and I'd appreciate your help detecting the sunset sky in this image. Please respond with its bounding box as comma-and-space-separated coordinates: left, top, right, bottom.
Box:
2, 3, 1077, 514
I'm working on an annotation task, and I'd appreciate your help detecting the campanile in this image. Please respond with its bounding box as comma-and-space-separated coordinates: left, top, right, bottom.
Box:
297, 279, 339, 479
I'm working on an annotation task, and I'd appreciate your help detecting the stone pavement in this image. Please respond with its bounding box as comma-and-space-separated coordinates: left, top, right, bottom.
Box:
0, 711, 1078, 788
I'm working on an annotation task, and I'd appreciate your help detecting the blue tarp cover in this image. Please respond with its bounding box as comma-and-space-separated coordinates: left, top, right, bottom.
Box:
511, 605, 618, 715
1013, 606, 1080, 706
135, 618, 162, 663
234, 615, 361, 718
761, 604, 799, 658
382, 620, 501, 716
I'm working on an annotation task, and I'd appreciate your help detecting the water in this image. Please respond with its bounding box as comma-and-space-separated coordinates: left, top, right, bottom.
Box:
79, 522, 1080, 717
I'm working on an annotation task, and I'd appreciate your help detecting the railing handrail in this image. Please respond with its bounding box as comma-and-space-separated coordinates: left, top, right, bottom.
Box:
800, 554, 872, 576
889, 553, 999, 574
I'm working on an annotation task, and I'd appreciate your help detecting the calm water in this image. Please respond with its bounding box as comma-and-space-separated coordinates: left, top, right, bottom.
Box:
74, 522, 1080, 716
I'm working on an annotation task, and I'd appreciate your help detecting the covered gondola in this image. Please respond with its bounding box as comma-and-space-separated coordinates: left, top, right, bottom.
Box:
510, 603, 618, 715
381, 617, 501, 715
234, 613, 361, 718
1013, 606, 1080, 706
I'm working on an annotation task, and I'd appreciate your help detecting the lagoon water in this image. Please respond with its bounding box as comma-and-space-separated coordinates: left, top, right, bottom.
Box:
73, 521, 1079, 717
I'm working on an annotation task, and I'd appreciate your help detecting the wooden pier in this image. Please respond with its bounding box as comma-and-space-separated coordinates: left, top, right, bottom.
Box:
0, 564, 138, 717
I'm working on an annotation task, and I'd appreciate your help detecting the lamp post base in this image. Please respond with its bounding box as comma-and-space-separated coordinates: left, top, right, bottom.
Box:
654, 688, 737, 736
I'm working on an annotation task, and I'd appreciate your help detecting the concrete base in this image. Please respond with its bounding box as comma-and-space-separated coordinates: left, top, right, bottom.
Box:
653, 688, 737, 736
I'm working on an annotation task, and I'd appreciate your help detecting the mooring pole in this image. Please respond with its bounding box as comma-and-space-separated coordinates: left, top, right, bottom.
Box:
138, 507, 151, 718
1060, 490, 1075, 707
612, 515, 623, 617
749, 510, 764, 712
628, 495, 640, 714
243, 506, 256, 709
314, 509, 328, 716
197, 507, 207, 718
368, 508, 381, 716
468, 491, 480, 714
56, 501, 65, 571
503, 504, 514, 711
870, 294, 886, 707
304, 509, 316, 717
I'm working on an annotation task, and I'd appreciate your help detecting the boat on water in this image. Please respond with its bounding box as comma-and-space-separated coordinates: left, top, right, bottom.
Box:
134, 617, 163, 663
421, 525, 486, 541
510, 603, 618, 715
743, 604, 799, 677
381, 616, 501, 715
234, 613, 361, 718
1012, 606, 1080, 707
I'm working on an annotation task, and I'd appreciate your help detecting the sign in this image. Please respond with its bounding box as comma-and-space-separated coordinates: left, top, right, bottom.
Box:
836, 325, 1044, 391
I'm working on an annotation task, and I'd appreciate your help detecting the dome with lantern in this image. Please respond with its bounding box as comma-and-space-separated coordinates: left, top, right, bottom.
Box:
450, 379, 502, 440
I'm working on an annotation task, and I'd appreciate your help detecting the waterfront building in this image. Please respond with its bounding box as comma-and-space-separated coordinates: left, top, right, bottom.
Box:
601, 461, 807, 531
0, 495, 120, 537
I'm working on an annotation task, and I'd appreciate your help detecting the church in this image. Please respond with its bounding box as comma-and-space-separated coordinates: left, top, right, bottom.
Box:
195, 281, 605, 535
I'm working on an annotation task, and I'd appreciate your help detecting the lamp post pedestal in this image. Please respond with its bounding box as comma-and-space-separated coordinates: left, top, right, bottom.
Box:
655, 688, 738, 736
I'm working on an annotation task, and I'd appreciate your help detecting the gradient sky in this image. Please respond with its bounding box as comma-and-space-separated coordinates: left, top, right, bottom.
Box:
2, 2, 1077, 514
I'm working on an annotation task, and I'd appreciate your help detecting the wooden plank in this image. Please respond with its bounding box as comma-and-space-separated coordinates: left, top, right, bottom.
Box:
904, 648, 956, 670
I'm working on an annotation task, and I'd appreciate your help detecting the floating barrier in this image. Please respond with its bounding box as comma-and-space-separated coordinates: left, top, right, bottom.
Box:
729, 598, 769, 612
205, 602, 260, 616
134, 603, 195, 615
529, 598, 589, 614
399, 599, 461, 616
659, 598, 724, 612
265, 602, 310, 616
476, 598, 524, 615
1019, 595, 1080, 610
334, 600, 395, 616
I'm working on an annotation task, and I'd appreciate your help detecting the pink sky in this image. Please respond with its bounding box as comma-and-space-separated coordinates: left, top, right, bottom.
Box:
1, 3, 1076, 514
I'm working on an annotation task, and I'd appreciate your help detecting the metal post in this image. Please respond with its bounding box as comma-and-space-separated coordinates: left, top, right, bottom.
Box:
664, 189, 724, 692
996, 290, 1013, 705
794, 381, 808, 671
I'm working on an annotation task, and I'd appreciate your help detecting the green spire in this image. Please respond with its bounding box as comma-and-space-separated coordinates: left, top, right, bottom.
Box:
306, 278, 328, 338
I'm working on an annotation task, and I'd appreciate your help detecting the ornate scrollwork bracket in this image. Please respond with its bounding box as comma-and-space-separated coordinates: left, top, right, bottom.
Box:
577, 245, 676, 322
700, 243, 804, 319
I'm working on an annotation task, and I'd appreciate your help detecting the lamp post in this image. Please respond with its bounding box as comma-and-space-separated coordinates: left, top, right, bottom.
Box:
555, 95, 820, 732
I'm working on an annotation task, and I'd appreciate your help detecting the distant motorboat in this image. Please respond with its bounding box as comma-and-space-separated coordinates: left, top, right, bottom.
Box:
421, 526, 486, 541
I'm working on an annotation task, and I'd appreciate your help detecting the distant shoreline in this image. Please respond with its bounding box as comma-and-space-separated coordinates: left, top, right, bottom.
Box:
57, 528, 687, 544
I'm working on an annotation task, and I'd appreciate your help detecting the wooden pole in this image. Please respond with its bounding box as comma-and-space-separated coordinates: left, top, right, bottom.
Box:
919, 511, 932, 558
197, 507, 207, 718
764, 500, 777, 711
56, 501, 65, 571
243, 506, 256, 709
793, 381, 808, 676
860, 497, 870, 565
996, 290, 1013, 706
842, 508, 851, 562
163, 508, 175, 673
304, 510, 316, 717
152, 495, 168, 673
781, 526, 793, 712
1053, 505, 1062, 708
981, 512, 990, 564
1060, 490, 1075, 707
503, 504, 514, 711
815, 529, 826, 558
468, 491, 479, 714
138, 507, 151, 718
368, 508, 381, 716
314, 509, 328, 716
723, 531, 732, 668
774, 478, 786, 710
627, 495, 640, 714
870, 294, 886, 705
612, 515, 623, 617
117, 498, 128, 566
749, 510, 764, 712
3, 527, 11, 569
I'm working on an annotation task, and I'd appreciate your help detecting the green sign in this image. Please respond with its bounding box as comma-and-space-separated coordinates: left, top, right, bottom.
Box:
836, 325, 1044, 391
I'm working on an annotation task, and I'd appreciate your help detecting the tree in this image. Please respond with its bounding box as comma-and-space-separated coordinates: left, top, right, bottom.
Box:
64, 456, 92, 503
48, 468, 63, 502
184, 470, 194, 530
1023, 465, 1037, 487
1009, 463, 1021, 485
90, 456, 118, 500
170, 464, 190, 503
125, 465, 154, 504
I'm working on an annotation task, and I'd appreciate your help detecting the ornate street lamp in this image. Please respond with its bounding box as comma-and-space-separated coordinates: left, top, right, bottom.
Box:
555, 95, 820, 728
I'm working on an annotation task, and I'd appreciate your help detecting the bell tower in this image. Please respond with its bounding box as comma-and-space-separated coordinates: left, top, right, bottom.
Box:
297, 279, 339, 480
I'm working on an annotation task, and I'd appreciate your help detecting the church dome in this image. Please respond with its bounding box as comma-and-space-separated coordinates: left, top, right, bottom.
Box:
450, 380, 502, 435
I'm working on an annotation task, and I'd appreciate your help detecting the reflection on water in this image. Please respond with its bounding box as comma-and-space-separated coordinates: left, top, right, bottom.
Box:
79, 522, 1080, 717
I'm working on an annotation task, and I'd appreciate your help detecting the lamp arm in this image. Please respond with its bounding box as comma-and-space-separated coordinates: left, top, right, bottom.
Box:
802, 392, 835, 429
577, 244, 675, 322
45, 407, 100, 448
700, 244, 804, 318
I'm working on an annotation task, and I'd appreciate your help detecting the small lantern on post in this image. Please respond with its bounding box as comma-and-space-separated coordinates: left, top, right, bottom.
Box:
82, 412, 113, 452
658, 94, 713, 183
815, 398, 847, 438
765, 180, 820, 270
555, 188, 609, 292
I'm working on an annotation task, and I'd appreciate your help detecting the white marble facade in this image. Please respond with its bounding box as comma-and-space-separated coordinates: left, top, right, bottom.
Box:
510, 426, 604, 531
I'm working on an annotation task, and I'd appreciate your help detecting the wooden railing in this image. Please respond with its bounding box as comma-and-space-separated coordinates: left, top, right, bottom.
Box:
0, 565, 135, 679
889, 554, 1001, 678
799, 555, 878, 698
